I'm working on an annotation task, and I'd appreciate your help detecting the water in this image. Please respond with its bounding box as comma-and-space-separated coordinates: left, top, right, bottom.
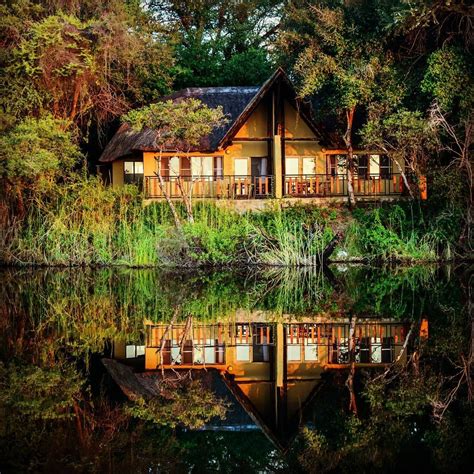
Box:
0, 265, 472, 473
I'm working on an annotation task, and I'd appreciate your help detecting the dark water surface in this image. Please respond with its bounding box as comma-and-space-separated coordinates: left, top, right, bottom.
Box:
0, 265, 473, 473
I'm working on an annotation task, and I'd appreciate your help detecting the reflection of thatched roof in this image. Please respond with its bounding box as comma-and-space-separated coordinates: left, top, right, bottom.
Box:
99, 86, 259, 162
99, 68, 327, 163
102, 359, 256, 429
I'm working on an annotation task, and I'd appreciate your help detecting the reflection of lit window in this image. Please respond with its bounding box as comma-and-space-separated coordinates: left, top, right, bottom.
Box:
381, 337, 394, 363
304, 344, 318, 361
287, 345, 301, 361
371, 338, 382, 363
236, 345, 250, 361
125, 345, 145, 358
124, 161, 144, 187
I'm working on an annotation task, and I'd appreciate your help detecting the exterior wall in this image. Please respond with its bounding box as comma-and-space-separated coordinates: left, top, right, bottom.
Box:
234, 101, 268, 138
224, 141, 269, 175
284, 144, 325, 174
143, 152, 157, 177
284, 101, 316, 139
112, 160, 124, 188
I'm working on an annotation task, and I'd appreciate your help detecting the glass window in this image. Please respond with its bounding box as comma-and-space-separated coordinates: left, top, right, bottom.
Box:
304, 344, 318, 361
234, 158, 248, 176
357, 155, 369, 179
302, 157, 315, 175
285, 157, 299, 175
236, 345, 250, 361
251, 157, 268, 177
380, 155, 392, 179
169, 156, 180, 176
326, 155, 346, 176
214, 156, 223, 178
191, 156, 214, 177
124, 161, 144, 188
287, 345, 301, 361
370, 154, 380, 175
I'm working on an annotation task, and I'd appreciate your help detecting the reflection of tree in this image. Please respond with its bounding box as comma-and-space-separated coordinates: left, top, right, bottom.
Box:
127, 375, 228, 430
295, 289, 474, 474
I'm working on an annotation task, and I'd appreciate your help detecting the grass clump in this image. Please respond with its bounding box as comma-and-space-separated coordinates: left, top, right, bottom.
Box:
340, 202, 461, 262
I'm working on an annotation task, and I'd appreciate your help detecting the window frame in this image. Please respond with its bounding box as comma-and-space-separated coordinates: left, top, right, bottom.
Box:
123, 160, 144, 188
356, 155, 369, 180
379, 155, 393, 179
326, 154, 346, 177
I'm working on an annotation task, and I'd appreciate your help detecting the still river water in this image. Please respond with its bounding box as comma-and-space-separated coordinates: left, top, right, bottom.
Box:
0, 265, 472, 473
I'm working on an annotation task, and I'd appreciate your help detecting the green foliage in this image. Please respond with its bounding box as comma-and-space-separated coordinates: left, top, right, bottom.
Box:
160, 0, 282, 89
127, 379, 228, 429
123, 98, 227, 149
361, 109, 435, 173
0, 2, 174, 129
0, 115, 82, 184
421, 46, 473, 114
341, 203, 463, 261
220, 48, 273, 86
0, 362, 83, 421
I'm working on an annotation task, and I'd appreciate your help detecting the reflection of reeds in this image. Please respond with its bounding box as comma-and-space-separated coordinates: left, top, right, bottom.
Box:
251, 266, 333, 317
0, 263, 450, 365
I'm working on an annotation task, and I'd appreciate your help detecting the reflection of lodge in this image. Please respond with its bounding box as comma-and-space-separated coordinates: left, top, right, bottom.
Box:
148, 321, 409, 448
144, 321, 410, 370
114, 320, 411, 451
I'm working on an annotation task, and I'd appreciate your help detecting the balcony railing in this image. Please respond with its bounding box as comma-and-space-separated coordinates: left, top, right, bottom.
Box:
145, 175, 274, 199
284, 173, 407, 197
146, 322, 409, 367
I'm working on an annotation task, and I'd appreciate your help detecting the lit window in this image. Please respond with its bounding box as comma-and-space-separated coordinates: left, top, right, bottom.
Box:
124, 161, 144, 187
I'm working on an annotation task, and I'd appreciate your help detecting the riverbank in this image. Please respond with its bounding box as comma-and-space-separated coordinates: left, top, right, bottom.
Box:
0, 179, 470, 267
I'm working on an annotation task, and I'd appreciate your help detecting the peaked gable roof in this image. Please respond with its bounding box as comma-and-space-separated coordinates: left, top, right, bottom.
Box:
99, 69, 322, 163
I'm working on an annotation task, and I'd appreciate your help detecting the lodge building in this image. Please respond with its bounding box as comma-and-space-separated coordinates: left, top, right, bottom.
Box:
100, 69, 422, 204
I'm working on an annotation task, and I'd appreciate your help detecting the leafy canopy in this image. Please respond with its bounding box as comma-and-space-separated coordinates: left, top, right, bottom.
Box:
123, 98, 227, 150
0, 115, 82, 183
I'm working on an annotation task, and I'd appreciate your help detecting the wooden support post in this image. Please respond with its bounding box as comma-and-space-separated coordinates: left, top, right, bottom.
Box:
276, 323, 284, 388
273, 135, 283, 198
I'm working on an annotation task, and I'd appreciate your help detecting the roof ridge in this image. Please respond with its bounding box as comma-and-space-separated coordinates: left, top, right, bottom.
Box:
173, 86, 260, 95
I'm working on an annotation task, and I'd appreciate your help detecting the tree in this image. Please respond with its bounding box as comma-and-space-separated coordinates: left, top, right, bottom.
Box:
361, 110, 435, 198
0, 2, 174, 133
0, 115, 83, 216
127, 377, 228, 430
278, 1, 391, 206
123, 98, 227, 227
151, 0, 282, 88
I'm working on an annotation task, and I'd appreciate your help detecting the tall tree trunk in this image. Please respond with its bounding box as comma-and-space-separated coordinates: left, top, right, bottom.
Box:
176, 177, 194, 223
70, 78, 81, 121
346, 315, 358, 415
343, 106, 357, 208
392, 156, 414, 199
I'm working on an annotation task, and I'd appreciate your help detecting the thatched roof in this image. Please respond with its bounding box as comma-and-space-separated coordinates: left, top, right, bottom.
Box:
99, 69, 325, 163
99, 86, 259, 162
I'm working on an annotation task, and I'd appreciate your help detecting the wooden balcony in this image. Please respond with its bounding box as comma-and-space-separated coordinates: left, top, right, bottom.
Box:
145, 175, 274, 199
284, 173, 408, 198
